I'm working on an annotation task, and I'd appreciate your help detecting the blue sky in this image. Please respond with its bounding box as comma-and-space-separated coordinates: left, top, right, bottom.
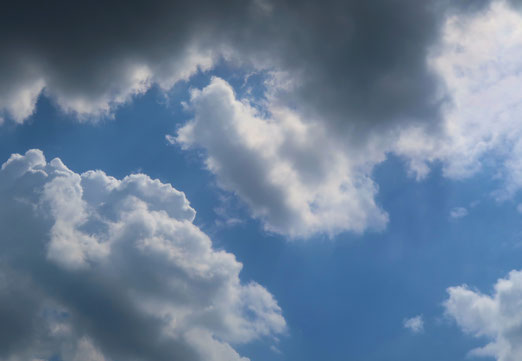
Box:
2, 1, 522, 361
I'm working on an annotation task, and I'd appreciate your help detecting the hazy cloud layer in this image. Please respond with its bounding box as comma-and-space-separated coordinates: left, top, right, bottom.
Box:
0, 150, 285, 361
445, 270, 522, 361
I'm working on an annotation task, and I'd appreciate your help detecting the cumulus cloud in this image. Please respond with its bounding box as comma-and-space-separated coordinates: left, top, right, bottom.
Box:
171, 0, 522, 237
0, 150, 285, 361
445, 270, 522, 361
175, 77, 388, 237
396, 0, 522, 193
403, 315, 424, 334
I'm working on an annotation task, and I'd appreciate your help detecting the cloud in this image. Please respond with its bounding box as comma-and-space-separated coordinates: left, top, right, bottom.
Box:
175, 77, 389, 237
2, 0, 522, 238
450, 207, 468, 219
173, 0, 522, 238
0, 149, 285, 361
403, 315, 424, 334
0, 0, 493, 126
0, 1, 236, 122
445, 270, 522, 361
172, 0, 522, 237
396, 0, 522, 195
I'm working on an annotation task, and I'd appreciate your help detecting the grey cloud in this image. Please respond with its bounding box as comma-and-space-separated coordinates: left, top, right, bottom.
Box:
0, 1, 245, 120
0, 0, 502, 127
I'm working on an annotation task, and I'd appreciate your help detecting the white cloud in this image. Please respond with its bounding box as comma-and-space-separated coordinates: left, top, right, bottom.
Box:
403, 315, 424, 334
450, 207, 468, 219
165, 134, 177, 145
445, 270, 522, 361
0, 149, 285, 361
175, 77, 389, 238
396, 0, 522, 199
0, 77, 45, 124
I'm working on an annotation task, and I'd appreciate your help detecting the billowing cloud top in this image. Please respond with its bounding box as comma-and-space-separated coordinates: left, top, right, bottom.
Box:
445, 270, 522, 361
176, 77, 389, 237
0, 150, 285, 361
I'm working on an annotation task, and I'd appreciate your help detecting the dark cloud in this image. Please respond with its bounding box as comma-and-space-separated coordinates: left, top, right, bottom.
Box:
236, 0, 443, 134
0, 0, 507, 129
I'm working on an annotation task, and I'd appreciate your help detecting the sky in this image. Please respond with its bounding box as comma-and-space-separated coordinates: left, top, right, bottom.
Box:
2, 1, 522, 360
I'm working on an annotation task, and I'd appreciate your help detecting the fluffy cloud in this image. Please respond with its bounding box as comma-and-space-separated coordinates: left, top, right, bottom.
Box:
445, 270, 522, 361
173, 0, 522, 237
403, 315, 424, 334
396, 0, 522, 195
0, 150, 285, 361
175, 77, 389, 237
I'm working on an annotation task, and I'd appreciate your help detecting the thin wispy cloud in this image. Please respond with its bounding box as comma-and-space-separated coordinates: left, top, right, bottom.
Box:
450, 207, 469, 220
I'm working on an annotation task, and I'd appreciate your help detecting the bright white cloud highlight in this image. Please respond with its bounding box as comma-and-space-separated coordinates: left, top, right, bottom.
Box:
175, 77, 389, 238
397, 0, 522, 199
445, 270, 522, 361
0, 149, 285, 361
403, 315, 424, 334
